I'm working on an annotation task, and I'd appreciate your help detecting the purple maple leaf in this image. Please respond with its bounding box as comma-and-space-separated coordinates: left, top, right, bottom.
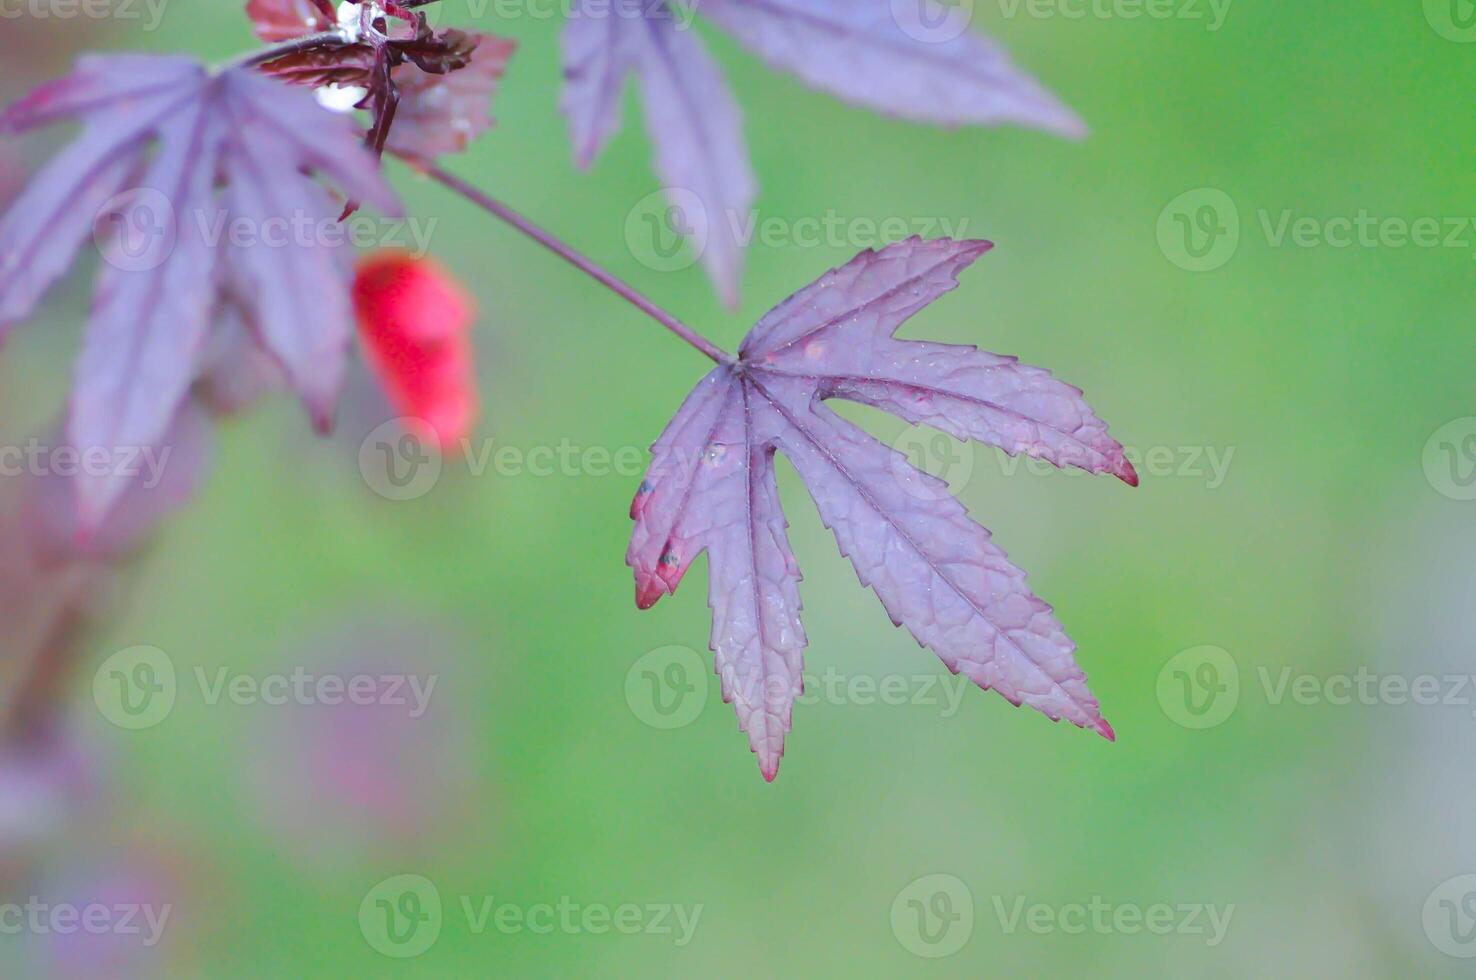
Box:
0, 54, 398, 528
686, 0, 1084, 135
629, 237, 1134, 780
562, 0, 755, 309
560, 0, 1081, 306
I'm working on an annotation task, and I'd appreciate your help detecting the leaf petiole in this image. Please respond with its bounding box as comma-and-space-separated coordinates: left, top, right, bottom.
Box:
397, 155, 734, 365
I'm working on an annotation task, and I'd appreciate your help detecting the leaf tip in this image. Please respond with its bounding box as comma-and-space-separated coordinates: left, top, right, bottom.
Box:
953, 237, 994, 266
71, 519, 97, 551
716, 277, 742, 312
634, 578, 665, 610
1036, 104, 1089, 141
310, 403, 336, 436
1060, 118, 1090, 141
629, 480, 653, 520
71, 483, 114, 546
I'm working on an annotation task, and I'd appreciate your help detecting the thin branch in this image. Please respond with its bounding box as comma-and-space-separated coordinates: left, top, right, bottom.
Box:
394, 155, 734, 365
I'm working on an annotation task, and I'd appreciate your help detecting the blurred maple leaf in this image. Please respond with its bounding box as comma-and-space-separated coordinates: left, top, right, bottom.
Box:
0, 55, 398, 527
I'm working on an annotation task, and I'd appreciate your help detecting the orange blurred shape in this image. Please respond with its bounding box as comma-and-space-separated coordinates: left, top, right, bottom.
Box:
352, 251, 478, 452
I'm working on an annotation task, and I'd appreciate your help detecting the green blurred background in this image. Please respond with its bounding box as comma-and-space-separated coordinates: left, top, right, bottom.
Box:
2, 0, 1474, 975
